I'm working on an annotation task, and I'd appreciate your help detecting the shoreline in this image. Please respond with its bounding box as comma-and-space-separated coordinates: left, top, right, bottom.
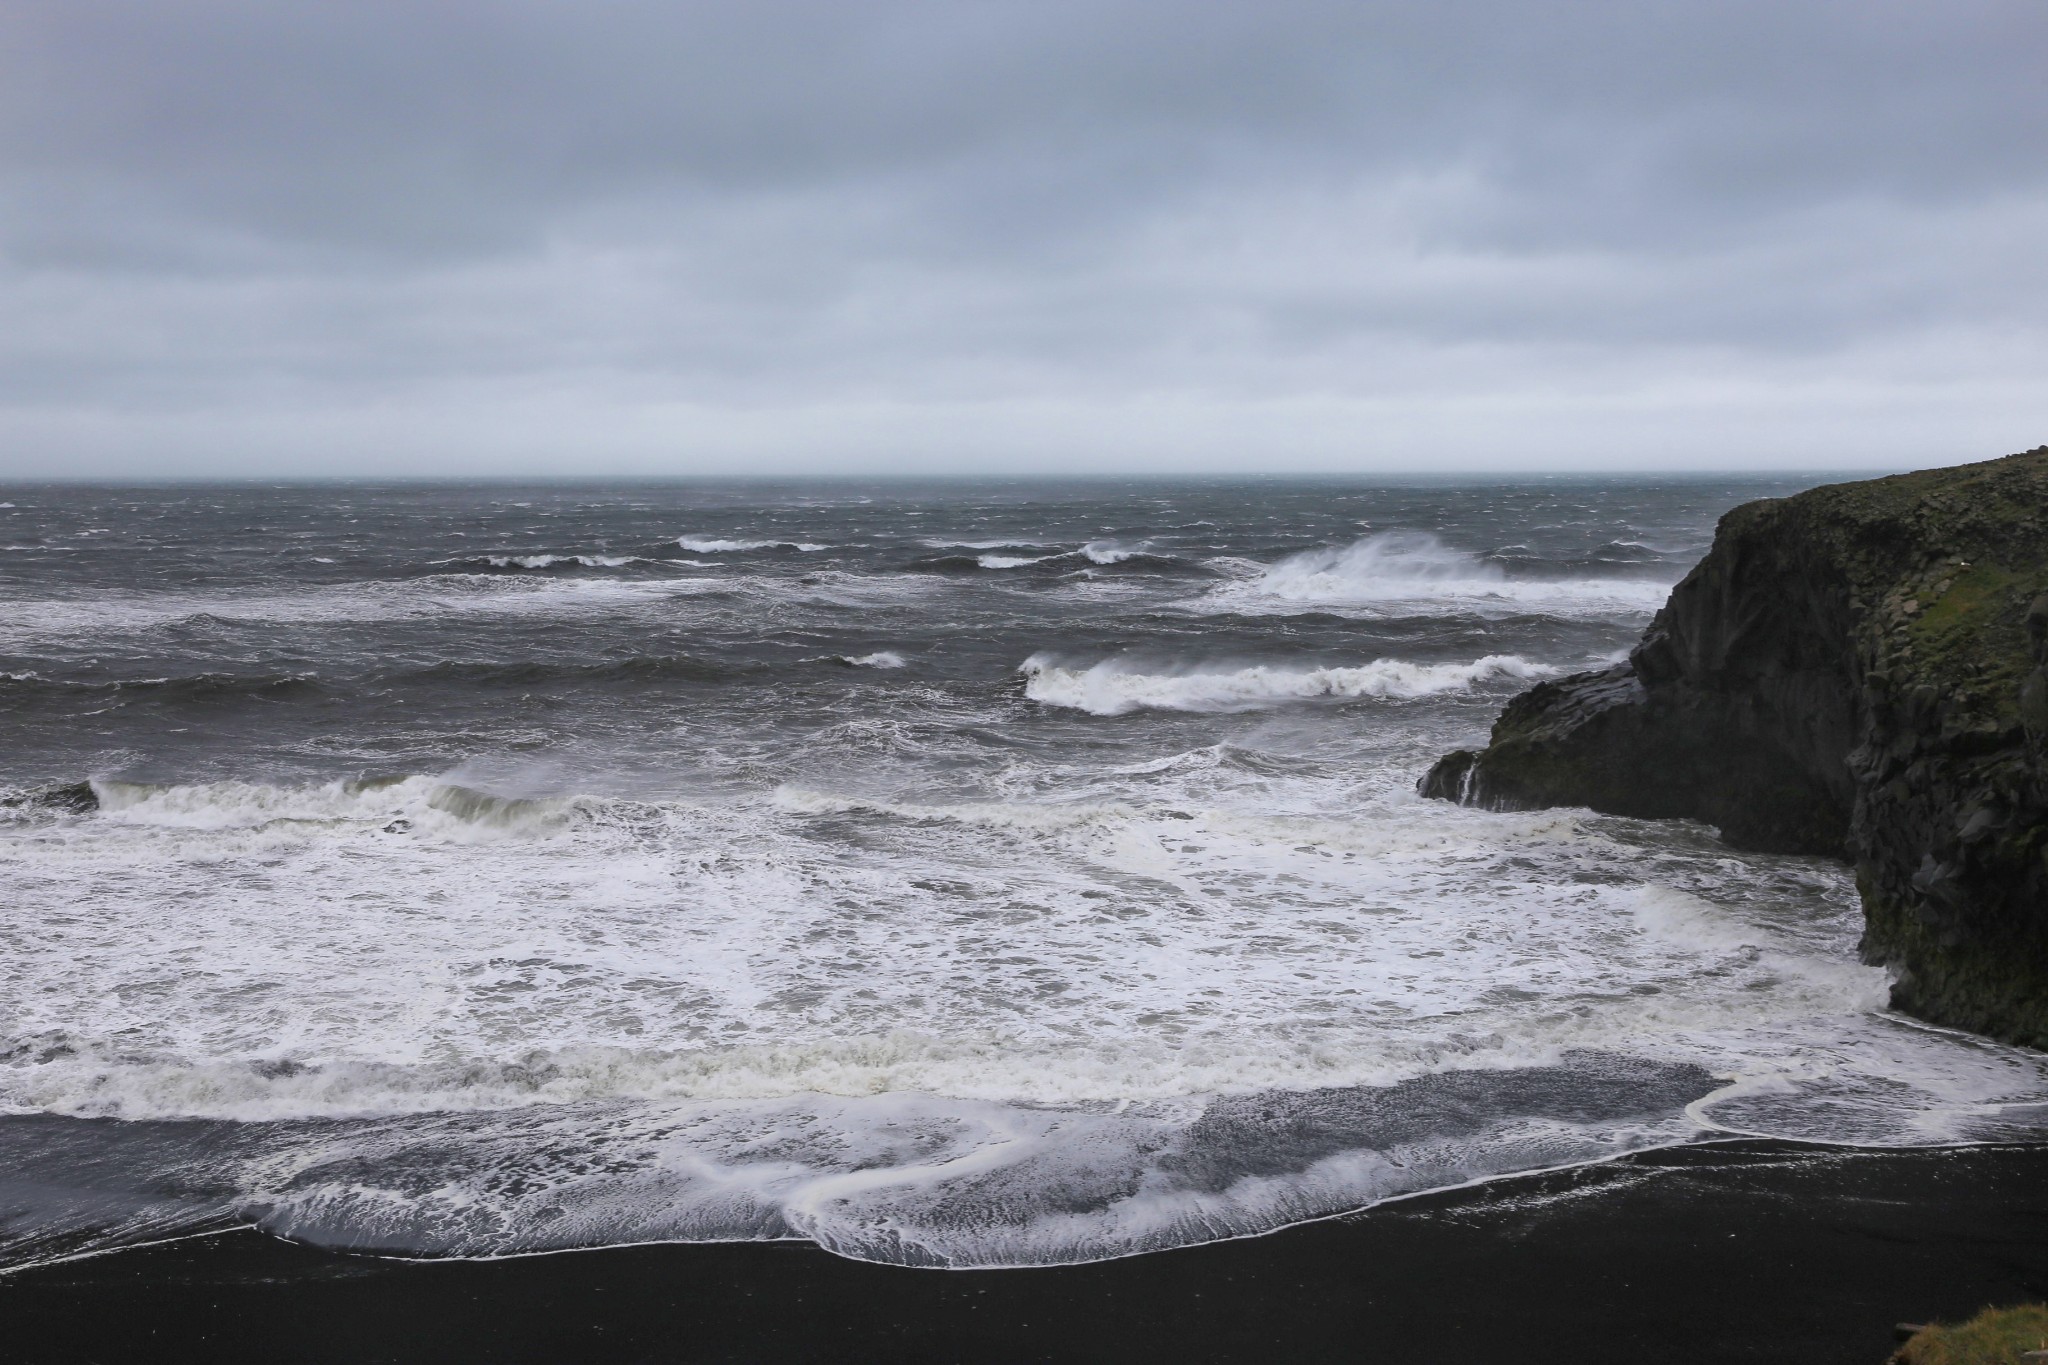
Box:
7, 1138, 2046, 1363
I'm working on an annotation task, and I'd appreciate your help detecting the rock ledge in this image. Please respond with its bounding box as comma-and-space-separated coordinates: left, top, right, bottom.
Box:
1422, 447, 2048, 1048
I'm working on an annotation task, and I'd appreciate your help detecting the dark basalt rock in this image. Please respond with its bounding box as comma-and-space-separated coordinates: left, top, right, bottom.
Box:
1422, 446, 2048, 1049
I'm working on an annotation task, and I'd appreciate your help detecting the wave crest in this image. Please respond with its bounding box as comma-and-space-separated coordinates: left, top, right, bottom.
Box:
1260, 531, 1507, 600
1201, 531, 1675, 617
91, 775, 573, 838
435, 553, 649, 571
677, 536, 827, 553
1020, 653, 1558, 715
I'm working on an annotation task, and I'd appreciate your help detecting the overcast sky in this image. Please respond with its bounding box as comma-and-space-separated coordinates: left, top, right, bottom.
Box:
2, 1, 2044, 477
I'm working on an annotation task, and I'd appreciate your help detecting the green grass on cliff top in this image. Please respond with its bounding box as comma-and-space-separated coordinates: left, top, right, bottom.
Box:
1907, 561, 2037, 716
1803, 447, 2048, 717
1894, 1304, 2048, 1364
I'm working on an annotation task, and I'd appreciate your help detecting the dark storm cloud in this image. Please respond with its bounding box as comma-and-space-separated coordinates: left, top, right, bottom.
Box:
1, 1, 2044, 473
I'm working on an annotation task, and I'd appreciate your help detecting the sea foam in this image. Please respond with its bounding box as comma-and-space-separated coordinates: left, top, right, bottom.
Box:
3, 760, 2045, 1270
1020, 653, 1557, 714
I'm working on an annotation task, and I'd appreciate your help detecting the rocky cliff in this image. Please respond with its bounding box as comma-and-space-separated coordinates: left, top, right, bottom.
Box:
1421, 447, 2048, 1048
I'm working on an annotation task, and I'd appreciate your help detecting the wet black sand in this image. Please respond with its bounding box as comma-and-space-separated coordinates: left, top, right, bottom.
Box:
5, 1140, 2046, 1364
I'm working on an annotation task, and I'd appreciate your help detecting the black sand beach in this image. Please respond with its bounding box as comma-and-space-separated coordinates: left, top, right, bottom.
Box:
7, 1140, 2046, 1364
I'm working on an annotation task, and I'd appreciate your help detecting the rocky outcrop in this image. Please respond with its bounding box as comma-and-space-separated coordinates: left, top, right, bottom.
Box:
1421, 447, 2048, 1049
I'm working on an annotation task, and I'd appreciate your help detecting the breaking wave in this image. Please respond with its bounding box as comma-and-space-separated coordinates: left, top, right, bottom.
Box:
1079, 539, 1139, 565
438, 554, 650, 571
1262, 531, 1491, 597
88, 774, 574, 837
677, 536, 828, 553
1020, 653, 1558, 715
914, 540, 1206, 576
1199, 531, 1675, 617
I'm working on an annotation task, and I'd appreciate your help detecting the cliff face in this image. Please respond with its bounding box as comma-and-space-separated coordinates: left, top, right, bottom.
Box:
1422, 447, 2048, 1049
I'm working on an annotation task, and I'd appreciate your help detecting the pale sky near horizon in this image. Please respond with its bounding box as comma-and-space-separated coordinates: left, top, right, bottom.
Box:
3, 1, 2045, 478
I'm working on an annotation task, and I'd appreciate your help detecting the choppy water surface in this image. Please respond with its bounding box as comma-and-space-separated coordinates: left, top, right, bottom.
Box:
2, 479, 2044, 1269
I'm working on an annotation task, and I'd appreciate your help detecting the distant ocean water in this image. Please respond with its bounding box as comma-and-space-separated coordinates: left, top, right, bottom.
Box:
2, 478, 2043, 1270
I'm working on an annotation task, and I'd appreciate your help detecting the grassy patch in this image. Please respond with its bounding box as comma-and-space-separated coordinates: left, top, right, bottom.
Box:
1894, 1303, 2048, 1364
1906, 562, 2039, 715
1913, 563, 2022, 637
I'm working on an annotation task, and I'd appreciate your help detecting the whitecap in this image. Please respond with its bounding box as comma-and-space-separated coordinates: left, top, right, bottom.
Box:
974, 541, 1156, 570
1019, 653, 1558, 715
418, 553, 650, 570
978, 553, 1059, 569
91, 774, 572, 839
481, 553, 643, 569
1196, 531, 1675, 618
1081, 540, 1139, 565
677, 536, 828, 553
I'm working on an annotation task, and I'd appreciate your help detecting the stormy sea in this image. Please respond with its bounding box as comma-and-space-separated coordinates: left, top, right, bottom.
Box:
4, 478, 2046, 1280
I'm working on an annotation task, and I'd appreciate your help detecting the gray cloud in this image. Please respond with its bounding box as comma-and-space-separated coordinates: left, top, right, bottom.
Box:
2, 0, 2044, 474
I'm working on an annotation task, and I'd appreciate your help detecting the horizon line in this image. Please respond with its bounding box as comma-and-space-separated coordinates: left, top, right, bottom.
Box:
0, 466, 1925, 488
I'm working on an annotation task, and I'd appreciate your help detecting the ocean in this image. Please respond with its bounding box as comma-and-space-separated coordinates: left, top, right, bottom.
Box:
3, 478, 2044, 1271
